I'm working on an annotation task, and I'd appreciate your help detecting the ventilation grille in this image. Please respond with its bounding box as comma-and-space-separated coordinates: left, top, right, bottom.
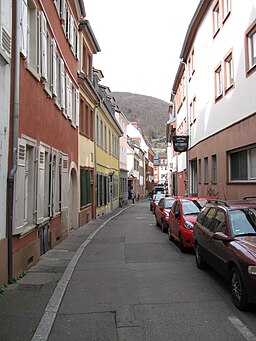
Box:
1, 27, 11, 56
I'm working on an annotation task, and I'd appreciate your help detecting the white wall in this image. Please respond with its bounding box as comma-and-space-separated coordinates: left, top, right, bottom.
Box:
189, 1, 256, 146
0, 0, 12, 240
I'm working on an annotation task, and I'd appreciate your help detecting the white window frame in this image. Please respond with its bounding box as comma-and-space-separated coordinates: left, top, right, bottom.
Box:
224, 52, 234, 90
229, 146, 256, 182
215, 64, 223, 99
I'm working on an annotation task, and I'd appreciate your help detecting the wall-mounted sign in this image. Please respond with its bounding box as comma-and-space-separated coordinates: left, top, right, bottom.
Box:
173, 135, 189, 152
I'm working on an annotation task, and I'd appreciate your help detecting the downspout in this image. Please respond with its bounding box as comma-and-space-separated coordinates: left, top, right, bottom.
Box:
7, 0, 20, 283
180, 59, 189, 196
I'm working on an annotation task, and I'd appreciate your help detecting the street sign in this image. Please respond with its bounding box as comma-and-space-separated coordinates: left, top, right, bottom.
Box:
173, 135, 189, 152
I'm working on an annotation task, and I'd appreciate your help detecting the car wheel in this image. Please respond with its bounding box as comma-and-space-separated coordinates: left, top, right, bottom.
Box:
195, 243, 205, 269
179, 233, 186, 253
161, 220, 167, 233
168, 227, 173, 241
231, 267, 248, 310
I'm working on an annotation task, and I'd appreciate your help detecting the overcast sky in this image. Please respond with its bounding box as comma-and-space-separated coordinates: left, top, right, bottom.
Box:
84, 0, 201, 103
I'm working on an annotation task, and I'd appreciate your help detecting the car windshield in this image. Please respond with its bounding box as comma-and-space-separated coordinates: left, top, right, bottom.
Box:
230, 208, 256, 236
165, 199, 175, 209
182, 201, 201, 215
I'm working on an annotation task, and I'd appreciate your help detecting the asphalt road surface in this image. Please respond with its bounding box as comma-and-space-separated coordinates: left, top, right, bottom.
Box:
1, 201, 256, 341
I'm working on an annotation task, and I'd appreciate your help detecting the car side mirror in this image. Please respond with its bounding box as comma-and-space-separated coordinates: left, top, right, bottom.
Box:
212, 232, 234, 242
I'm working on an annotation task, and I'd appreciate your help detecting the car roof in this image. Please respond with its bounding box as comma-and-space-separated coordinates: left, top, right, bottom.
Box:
205, 198, 256, 210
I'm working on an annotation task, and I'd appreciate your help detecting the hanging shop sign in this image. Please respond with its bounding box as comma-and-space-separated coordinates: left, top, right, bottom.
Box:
173, 135, 189, 152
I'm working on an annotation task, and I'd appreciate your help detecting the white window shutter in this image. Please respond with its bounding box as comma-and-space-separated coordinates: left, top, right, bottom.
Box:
40, 11, 47, 81
20, 0, 28, 58
52, 38, 57, 96
60, 0, 66, 22
68, 78, 72, 120
13, 139, 26, 235
61, 154, 69, 211
75, 31, 79, 60
36, 145, 45, 224
66, 74, 71, 118
60, 59, 65, 109
0, 0, 12, 58
50, 150, 60, 217
75, 89, 79, 127
69, 15, 74, 49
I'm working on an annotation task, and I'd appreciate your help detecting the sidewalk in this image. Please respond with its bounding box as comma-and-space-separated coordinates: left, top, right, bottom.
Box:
0, 205, 132, 341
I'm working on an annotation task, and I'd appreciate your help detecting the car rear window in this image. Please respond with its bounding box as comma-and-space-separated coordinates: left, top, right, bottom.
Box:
230, 208, 256, 236
165, 199, 175, 209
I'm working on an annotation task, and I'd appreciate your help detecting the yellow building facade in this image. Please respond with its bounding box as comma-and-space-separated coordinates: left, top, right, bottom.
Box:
95, 84, 123, 217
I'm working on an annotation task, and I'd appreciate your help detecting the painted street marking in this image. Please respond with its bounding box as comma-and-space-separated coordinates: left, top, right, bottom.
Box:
228, 316, 256, 341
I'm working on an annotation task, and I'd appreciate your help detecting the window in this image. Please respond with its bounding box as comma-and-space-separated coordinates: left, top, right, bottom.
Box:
215, 64, 223, 99
96, 174, 109, 207
13, 139, 53, 234
222, 0, 231, 22
229, 147, 256, 181
80, 100, 92, 138
211, 154, 217, 183
213, 1, 220, 36
245, 20, 256, 75
27, 0, 38, 72
198, 159, 202, 184
204, 157, 209, 183
80, 169, 91, 207
190, 97, 196, 124
224, 52, 234, 90
188, 49, 195, 79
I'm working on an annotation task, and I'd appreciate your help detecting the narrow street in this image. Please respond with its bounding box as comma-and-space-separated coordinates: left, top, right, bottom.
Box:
1, 201, 256, 341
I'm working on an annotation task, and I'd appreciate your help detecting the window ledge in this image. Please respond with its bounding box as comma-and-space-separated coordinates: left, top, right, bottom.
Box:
18, 224, 36, 239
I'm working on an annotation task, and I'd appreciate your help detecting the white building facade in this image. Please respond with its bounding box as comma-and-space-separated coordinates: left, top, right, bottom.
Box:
0, 0, 12, 284
168, 0, 256, 199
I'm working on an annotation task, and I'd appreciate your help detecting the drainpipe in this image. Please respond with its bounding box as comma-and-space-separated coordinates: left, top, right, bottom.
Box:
7, 0, 20, 283
180, 59, 189, 196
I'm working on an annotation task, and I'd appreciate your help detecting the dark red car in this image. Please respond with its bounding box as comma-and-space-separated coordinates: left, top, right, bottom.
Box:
168, 197, 213, 252
155, 197, 176, 233
194, 198, 256, 310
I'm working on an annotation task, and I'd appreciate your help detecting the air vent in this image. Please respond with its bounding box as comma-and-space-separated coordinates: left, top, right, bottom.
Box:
1, 27, 11, 56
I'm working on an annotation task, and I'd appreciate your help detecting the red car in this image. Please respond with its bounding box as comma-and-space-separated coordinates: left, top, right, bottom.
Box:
168, 197, 213, 252
155, 197, 176, 233
151, 193, 166, 214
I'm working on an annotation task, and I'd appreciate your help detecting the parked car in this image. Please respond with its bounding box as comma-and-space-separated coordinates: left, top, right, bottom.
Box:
155, 197, 176, 233
168, 197, 213, 252
151, 193, 166, 213
193, 198, 256, 310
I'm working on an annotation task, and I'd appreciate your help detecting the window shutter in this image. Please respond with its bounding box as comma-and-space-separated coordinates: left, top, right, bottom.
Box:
68, 78, 72, 120
60, 0, 66, 22
13, 139, 26, 234
52, 38, 57, 96
40, 11, 47, 81
0, 0, 12, 58
66, 74, 71, 118
50, 150, 59, 217
60, 59, 65, 110
69, 15, 74, 49
75, 31, 79, 60
75, 89, 79, 127
37, 145, 45, 224
61, 154, 69, 211
20, 0, 28, 58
